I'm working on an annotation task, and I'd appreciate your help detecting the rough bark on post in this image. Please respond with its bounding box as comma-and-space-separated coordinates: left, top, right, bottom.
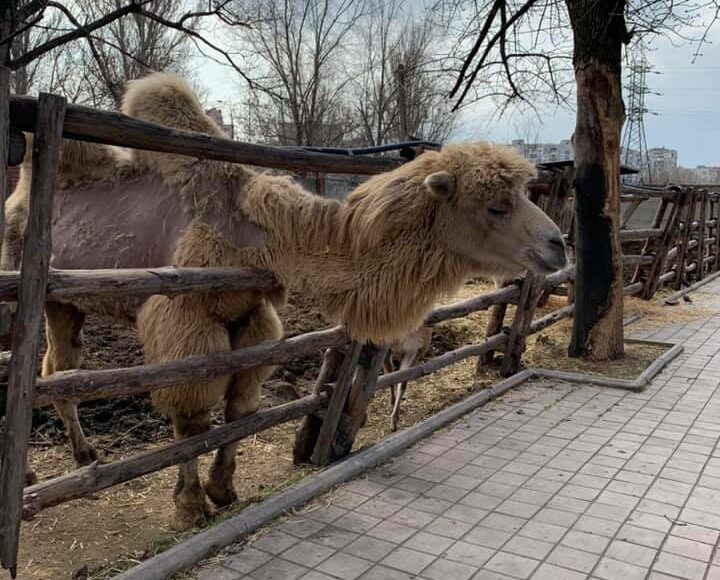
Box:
640, 196, 683, 299
330, 344, 389, 461
0, 93, 66, 577
501, 273, 543, 377
310, 342, 362, 466
476, 279, 514, 370
697, 191, 708, 280
293, 346, 346, 464
567, 0, 628, 360
674, 188, 695, 290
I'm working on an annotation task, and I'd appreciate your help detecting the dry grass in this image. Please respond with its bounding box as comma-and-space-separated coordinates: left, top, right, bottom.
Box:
16, 278, 710, 580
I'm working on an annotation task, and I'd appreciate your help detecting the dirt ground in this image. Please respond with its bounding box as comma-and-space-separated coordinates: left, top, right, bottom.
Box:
11, 279, 708, 580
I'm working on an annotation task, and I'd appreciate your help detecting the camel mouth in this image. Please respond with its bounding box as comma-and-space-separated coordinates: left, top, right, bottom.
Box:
527, 248, 568, 275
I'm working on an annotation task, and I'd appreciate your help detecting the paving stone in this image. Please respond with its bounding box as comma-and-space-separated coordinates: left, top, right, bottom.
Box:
519, 520, 567, 543
653, 552, 707, 580
444, 504, 489, 524
344, 536, 396, 561
605, 540, 657, 568
316, 553, 373, 580
366, 520, 416, 543
308, 526, 359, 549
444, 540, 495, 567
503, 536, 554, 560
484, 551, 540, 579
252, 558, 309, 580
663, 535, 713, 562
425, 517, 473, 539
616, 524, 666, 548
546, 545, 599, 573
281, 541, 336, 568
252, 531, 300, 554
464, 526, 513, 549
381, 546, 436, 575
224, 548, 272, 574
531, 563, 586, 580
561, 530, 610, 554
421, 557, 477, 580
595, 557, 647, 580
403, 531, 455, 556
195, 566, 242, 580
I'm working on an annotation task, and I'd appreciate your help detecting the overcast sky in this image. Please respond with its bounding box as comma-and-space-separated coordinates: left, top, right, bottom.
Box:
451, 24, 720, 168
200, 14, 719, 169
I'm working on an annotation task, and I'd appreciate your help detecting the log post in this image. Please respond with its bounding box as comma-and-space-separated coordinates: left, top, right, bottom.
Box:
640, 196, 682, 299
674, 188, 695, 290
713, 196, 720, 271
310, 342, 362, 466
501, 272, 543, 377
330, 344, 389, 461
0, 93, 66, 577
631, 198, 668, 284
476, 279, 515, 370
697, 190, 708, 280
293, 346, 345, 464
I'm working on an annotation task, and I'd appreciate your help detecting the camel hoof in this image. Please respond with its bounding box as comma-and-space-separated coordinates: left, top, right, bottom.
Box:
73, 446, 99, 467
170, 507, 207, 531
204, 479, 238, 508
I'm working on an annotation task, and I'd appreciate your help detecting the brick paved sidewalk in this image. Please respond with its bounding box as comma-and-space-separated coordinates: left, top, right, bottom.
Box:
192, 285, 720, 580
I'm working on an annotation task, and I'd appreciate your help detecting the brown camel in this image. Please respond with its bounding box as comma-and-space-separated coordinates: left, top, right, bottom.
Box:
2, 73, 566, 529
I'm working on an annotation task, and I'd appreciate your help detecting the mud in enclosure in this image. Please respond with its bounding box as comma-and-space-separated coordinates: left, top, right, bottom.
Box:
12, 280, 705, 580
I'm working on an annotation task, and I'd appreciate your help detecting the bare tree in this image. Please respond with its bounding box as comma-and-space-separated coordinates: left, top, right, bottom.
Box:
353, 3, 455, 146
440, 0, 719, 360
237, 0, 365, 146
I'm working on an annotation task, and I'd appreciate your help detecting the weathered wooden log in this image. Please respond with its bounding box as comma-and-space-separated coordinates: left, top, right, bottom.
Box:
0, 266, 280, 302
310, 342, 362, 466
528, 305, 574, 334
330, 344, 389, 461
23, 393, 327, 519
425, 284, 519, 325
477, 282, 512, 370
619, 228, 663, 241
623, 282, 643, 296
674, 189, 695, 290
375, 333, 507, 391
622, 255, 654, 266
0, 93, 65, 575
501, 273, 543, 377
10, 96, 399, 176
293, 347, 345, 465
698, 191, 708, 279
28, 326, 348, 407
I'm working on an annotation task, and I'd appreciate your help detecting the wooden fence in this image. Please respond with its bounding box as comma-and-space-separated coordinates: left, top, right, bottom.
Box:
0, 92, 716, 577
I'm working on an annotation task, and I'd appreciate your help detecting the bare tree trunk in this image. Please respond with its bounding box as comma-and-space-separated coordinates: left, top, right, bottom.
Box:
567, 0, 628, 360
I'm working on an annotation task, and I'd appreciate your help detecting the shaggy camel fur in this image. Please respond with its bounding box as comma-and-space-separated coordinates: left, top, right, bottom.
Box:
3, 72, 566, 529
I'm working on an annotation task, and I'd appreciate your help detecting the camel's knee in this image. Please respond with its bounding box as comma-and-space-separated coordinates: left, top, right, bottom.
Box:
42, 303, 85, 377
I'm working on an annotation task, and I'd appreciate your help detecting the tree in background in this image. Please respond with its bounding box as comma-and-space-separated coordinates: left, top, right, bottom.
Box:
236, 0, 455, 146
442, 0, 719, 360
354, 1, 455, 146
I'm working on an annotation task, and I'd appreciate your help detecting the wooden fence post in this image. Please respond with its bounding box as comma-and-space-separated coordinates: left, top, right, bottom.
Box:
0, 93, 66, 577
640, 196, 682, 299
293, 346, 345, 464
477, 279, 515, 370
632, 198, 668, 285
697, 190, 708, 280
330, 344, 389, 461
310, 342, 363, 466
674, 188, 695, 290
501, 272, 543, 377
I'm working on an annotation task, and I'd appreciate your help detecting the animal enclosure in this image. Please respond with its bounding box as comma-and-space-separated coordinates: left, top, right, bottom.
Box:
0, 92, 716, 579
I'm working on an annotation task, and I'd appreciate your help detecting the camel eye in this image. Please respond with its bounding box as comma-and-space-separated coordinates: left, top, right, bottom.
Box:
488, 208, 509, 217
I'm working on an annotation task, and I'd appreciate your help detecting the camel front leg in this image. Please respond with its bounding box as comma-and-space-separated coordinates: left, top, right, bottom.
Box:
205, 302, 282, 508
43, 303, 97, 466
170, 410, 211, 531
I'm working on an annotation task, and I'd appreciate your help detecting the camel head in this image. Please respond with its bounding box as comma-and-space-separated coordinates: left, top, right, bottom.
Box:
425, 143, 567, 277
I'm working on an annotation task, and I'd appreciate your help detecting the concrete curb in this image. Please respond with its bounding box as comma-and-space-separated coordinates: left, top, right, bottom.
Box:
113, 338, 683, 580
664, 270, 720, 304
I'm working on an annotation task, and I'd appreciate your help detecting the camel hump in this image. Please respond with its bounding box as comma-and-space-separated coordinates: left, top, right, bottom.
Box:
122, 72, 226, 138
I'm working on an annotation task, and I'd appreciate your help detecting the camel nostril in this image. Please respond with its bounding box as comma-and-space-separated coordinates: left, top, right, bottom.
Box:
549, 236, 565, 249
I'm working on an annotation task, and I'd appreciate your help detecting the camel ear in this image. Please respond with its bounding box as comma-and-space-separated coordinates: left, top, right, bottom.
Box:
424, 171, 455, 199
